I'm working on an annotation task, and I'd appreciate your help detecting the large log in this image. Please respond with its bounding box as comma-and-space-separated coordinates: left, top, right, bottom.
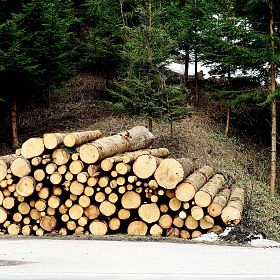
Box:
63, 130, 102, 148
194, 174, 225, 207
154, 158, 194, 189
175, 166, 214, 202
89, 220, 108, 236
121, 191, 141, 209
10, 157, 31, 178
133, 155, 161, 179
79, 126, 154, 164
207, 188, 231, 217
21, 138, 45, 159
43, 133, 66, 150
127, 220, 148, 235
16, 176, 36, 197
40, 216, 57, 232
221, 187, 245, 225
138, 203, 160, 224
99, 201, 116, 217
158, 214, 173, 229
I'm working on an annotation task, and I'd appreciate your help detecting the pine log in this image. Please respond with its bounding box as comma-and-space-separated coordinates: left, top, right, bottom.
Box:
18, 202, 30, 215
158, 214, 172, 229
175, 166, 214, 202
192, 230, 202, 238
89, 220, 108, 236
221, 187, 245, 225
78, 217, 88, 227
166, 190, 175, 198
69, 160, 84, 175
0, 207, 7, 223
66, 220, 77, 231
30, 209, 40, 220
150, 224, 163, 237
78, 195, 91, 208
50, 172, 62, 185
200, 215, 214, 229
46, 163, 57, 175
0, 191, 4, 205
0, 155, 17, 181
159, 204, 169, 213
122, 148, 170, 163
70, 181, 84, 196
87, 164, 101, 176
58, 165, 67, 175
48, 195, 60, 209
127, 220, 148, 235
47, 207, 56, 216
166, 227, 180, 238
154, 158, 194, 189
118, 209, 130, 220
22, 225, 32, 236
207, 188, 231, 217
79, 126, 154, 164
21, 138, 45, 159
185, 215, 199, 230
87, 177, 98, 187
65, 172, 74, 181
84, 186, 94, 197
195, 174, 225, 207
34, 169, 45, 182
16, 176, 35, 197
138, 203, 160, 224
115, 163, 131, 175
63, 130, 102, 148
38, 188, 49, 199
133, 155, 161, 179
7, 224, 20, 236
43, 133, 67, 149
98, 176, 110, 188
207, 225, 224, 234
69, 204, 84, 220
169, 197, 182, 211
52, 149, 71, 165
35, 199, 47, 212
173, 216, 184, 228
75, 226, 84, 235
84, 205, 100, 220
99, 201, 116, 217
77, 172, 89, 184
121, 191, 141, 209
10, 157, 31, 178
95, 192, 106, 203
108, 193, 118, 204
3, 197, 14, 210
40, 216, 57, 232
179, 210, 187, 219
191, 206, 204, 221
180, 230, 191, 239
109, 217, 121, 231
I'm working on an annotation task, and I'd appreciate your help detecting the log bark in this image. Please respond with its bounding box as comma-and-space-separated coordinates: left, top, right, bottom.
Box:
43, 133, 66, 150
127, 220, 147, 235
194, 174, 225, 207
175, 166, 214, 202
133, 155, 161, 179
207, 188, 231, 217
21, 138, 45, 159
221, 187, 245, 225
63, 130, 102, 147
138, 203, 160, 223
154, 158, 194, 189
79, 126, 154, 164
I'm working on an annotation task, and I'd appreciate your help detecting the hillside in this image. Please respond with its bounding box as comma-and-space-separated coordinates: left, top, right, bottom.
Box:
0, 74, 279, 242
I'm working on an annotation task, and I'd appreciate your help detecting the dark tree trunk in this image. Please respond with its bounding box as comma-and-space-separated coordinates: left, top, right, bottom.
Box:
11, 94, 19, 147
184, 43, 190, 87
194, 50, 199, 106
225, 107, 231, 137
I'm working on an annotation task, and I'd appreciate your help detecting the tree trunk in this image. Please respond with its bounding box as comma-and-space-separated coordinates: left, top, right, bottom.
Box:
225, 107, 231, 137
184, 43, 190, 87
194, 50, 199, 106
11, 94, 19, 147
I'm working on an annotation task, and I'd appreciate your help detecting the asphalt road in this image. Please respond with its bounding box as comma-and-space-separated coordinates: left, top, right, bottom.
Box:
0, 239, 279, 279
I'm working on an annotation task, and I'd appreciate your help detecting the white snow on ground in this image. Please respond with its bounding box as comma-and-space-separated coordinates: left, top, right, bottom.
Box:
193, 232, 219, 242
250, 236, 280, 248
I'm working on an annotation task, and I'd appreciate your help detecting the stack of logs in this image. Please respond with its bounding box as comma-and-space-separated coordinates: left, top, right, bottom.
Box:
0, 126, 245, 238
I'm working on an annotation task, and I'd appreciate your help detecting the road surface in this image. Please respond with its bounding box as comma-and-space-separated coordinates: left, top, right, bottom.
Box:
0, 238, 279, 279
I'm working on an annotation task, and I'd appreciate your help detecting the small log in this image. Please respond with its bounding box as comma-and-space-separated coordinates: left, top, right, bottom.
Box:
70, 181, 84, 196
191, 230, 202, 238
47, 207, 56, 216
0, 207, 7, 223
34, 169, 45, 182
50, 172, 62, 185
138, 203, 160, 224
207, 225, 224, 235
78, 216, 88, 227
78, 195, 91, 208
22, 225, 32, 236
158, 214, 172, 229
66, 220, 77, 231
133, 155, 161, 179
40, 216, 57, 232
108, 193, 118, 204
58, 165, 67, 175
84, 186, 94, 197
43, 132, 66, 149
118, 209, 130, 220
122, 148, 170, 163
18, 202, 30, 215
59, 204, 68, 215
150, 224, 163, 237
98, 176, 110, 188
127, 220, 147, 235
69, 160, 84, 175
61, 214, 70, 223
95, 192, 106, 203
52, 149, 71, 165
75, 226, 84, 235
36, 228, 45, 236
30, 209, 40, 220
195, 174, 225, 207
87, 177, 98, 187
221, 187, 245, 225
169, 197, 182, 211
121, 191, 141, 209
180, 230, 190, 239
0, 155, 17, 181
179, 210, 187, 220
69, 204, 84, 220
59, 228, 67, 236
38, 187, 49, 199
80, 126, 154, 164
159, 204, 169, 213
166, 227, 180, 238
200, 215, 214, 229
84, 205, 100, 220
207, 188, 231, 217
64, 130, 102, 147
115, 163, 131, 175
87, 164, 101, 176
65, 171, 74, 181
46, 163, 57, 175
185, 215, 198, 230
21, 138, 45, 159
7, 224, 20, 236
89, 220, 108, 235
10, 157, 31, 178
105, 186, 112, 194
109, 217, 121, 231
191, 206, 204, 221
48, 195, 60, 209
99, 201, 116, 217
77, 172, 89, 184
175, 166, 214, 202
23, 217, 31, 225
154, 158, 194, 189
35, 199, 47, 211
53, 186, 62, 196
173, 216, 184, 228
16, 176, 35, 197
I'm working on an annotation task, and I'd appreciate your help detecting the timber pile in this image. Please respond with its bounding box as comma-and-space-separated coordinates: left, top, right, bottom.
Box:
0, 126, 245, 238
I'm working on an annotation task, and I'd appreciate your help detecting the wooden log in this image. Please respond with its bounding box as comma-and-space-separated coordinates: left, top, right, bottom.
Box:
173, 216, 184, 228
99, 201, 116, 217
118, 209, 130, 220
65, 171, 74, 181
192, 230, 202, 238
166, 227, 180, 238
48, 195, 60, 209
30, 209, 40, 220
63, 130, 102, 148
159, 204, 169, 213
38, 187, 49, 199
69, 160, 84, 175
191, 206, 204, 221
58, 165, 67, 175
80, 126, 154, 164
122, 148, 170, 163
77, 172, 89, 184
89, 220, 108, 236
98, 176, 110, 188
175, 166, 215, 202
40, 216, 57, 232
138, 203, 160, 224
22, 225, 32, 236
207, 188, 231, 217
115, 163, 131, 175
52, 149, 71, 165
16, 176, 35, 197
179, 210, 187, 220
207, 225, 224, 234
36, 228, 45, 236
78, 216, 88, 227
10, 157, 31, 178
69, 204, 84, 220
50, 172, 62, 185
23, 217, 31, 225
0, 155, 16, 181
43, 132, 66, 149
150, 224, 163, 237
121, 191, 141, 209
59, 228, 67, 236
116, 176, 126, 186
95, 192, 105, 203
87, 177, 98, 187
53, 186, 62, 196
127, 220, 148, 235
47, 207, 56, 216
15, 149, 21, 156
70, 181, 84, 196
133, 155, 161, 179
221, 187, 245, 226
78, 195, 91, 208
105, 186, 112, 194
8, 224, 20, 236
185, 215, 199, 230
70, 194, 78, 201
109, 217, 121, 231
108, 193, 118, 203
34, 169, 45, 182
0, 207, 7, 223
84, 186, 94, 197
66, 220, 77, 231
84, 205, 100, 220
87, 164, 101, 176
200, 215, 215, 229
158, 214, 172, 229
61, 214, 70, 223
195, 174, 225, 207
35, 199, 47, 212
18, 202, 30, 215
169, 197, 182, 211
75, 226, 84, 235
21, 138, 45, 159
180, 230, 191, 239
46, 163, 57, 175
154, 158, 194, 189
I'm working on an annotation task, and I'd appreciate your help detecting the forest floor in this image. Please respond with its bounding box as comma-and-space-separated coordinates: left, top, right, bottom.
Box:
0, 74, 279, 242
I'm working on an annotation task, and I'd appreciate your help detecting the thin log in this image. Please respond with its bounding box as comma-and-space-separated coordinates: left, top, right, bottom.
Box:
207, 188, 231, 217
63, 130, 102, 148
43, 133, 66, 149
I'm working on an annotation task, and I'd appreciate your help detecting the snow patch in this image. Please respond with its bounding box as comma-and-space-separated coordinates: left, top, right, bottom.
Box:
249, 236, 280, 248
193, 232, 219, 242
